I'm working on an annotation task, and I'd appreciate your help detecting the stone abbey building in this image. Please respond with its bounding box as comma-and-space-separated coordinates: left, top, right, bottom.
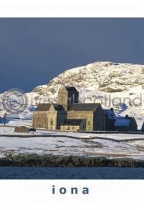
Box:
32, 86, 137, 132
32, 86, 105, 131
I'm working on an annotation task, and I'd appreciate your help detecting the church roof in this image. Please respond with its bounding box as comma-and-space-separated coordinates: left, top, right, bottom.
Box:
104, 109, 116, 119
114, 117, 133, 127
36, 104, 51, 111
53, 104, 65, 111
69, 103, 100, 111
65, 86, 78, 92
61, 119, 85, 126
36, 104, 64, 111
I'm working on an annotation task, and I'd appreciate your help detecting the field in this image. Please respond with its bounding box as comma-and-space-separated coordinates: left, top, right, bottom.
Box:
0, 119, 144, 160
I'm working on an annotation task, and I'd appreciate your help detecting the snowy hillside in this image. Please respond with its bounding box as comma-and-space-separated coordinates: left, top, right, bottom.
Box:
0, 61, 144, 128
31, 61, 144, 129
31, 61, 144, 104
32, 61, 144, 95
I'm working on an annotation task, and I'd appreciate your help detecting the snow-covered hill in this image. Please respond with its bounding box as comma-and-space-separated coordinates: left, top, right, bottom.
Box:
31, 61, 144, 128
1, 61, 144, 128
32, 61, 144, 104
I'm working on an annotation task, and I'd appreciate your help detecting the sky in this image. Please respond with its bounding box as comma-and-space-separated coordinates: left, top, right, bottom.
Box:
0, 18, 143, 93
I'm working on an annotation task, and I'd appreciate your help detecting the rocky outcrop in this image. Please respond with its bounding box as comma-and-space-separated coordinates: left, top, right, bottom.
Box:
29, 61, 144, 114
32, 61, 144, 96
0, 154, 144, 167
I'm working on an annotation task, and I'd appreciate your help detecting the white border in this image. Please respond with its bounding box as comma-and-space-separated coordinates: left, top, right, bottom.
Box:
0, 0, 143, 17
0, 1, 144, 209
0, 180, 144, 210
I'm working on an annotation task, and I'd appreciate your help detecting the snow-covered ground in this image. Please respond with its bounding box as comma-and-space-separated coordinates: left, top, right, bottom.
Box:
1, 61, 144, 160
0, 125, 144, 160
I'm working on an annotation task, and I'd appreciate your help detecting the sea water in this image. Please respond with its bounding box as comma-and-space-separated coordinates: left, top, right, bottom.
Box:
0, 167, 144, 179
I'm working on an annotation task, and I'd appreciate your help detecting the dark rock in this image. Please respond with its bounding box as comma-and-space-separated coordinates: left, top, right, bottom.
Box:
28, 128, 36, 132
1, 154, 144, 168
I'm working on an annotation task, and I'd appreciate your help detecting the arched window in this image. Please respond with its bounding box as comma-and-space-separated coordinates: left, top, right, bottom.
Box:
50, 119, 53, 126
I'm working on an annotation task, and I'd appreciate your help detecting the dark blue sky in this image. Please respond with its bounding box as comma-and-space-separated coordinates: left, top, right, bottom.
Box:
0, 18, 143, 93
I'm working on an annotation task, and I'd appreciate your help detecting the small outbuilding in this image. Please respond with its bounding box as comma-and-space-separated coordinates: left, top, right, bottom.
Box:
60, 119, 85, 132
14, 126, 29, 133
14, 126, 36, 133
104, 108, 137, 131
114, 116, 137, 131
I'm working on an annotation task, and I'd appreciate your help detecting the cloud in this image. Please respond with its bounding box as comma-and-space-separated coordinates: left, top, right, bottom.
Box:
0, 18, 143, 93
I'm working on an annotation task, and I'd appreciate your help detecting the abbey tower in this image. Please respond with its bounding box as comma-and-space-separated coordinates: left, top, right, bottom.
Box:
57, 86, 79, 111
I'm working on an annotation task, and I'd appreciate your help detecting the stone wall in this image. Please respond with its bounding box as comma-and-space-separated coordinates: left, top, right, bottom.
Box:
58, 87, 68, 111
60, 125, 80, 131
32, 111, 48, 128
67, 111, 93, 131
33, 110, 67, 130
47, 111, 57, 130
60, 119, 85, 131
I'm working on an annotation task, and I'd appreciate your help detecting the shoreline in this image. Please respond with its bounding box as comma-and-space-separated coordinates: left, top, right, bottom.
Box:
0, 154, 144, 167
